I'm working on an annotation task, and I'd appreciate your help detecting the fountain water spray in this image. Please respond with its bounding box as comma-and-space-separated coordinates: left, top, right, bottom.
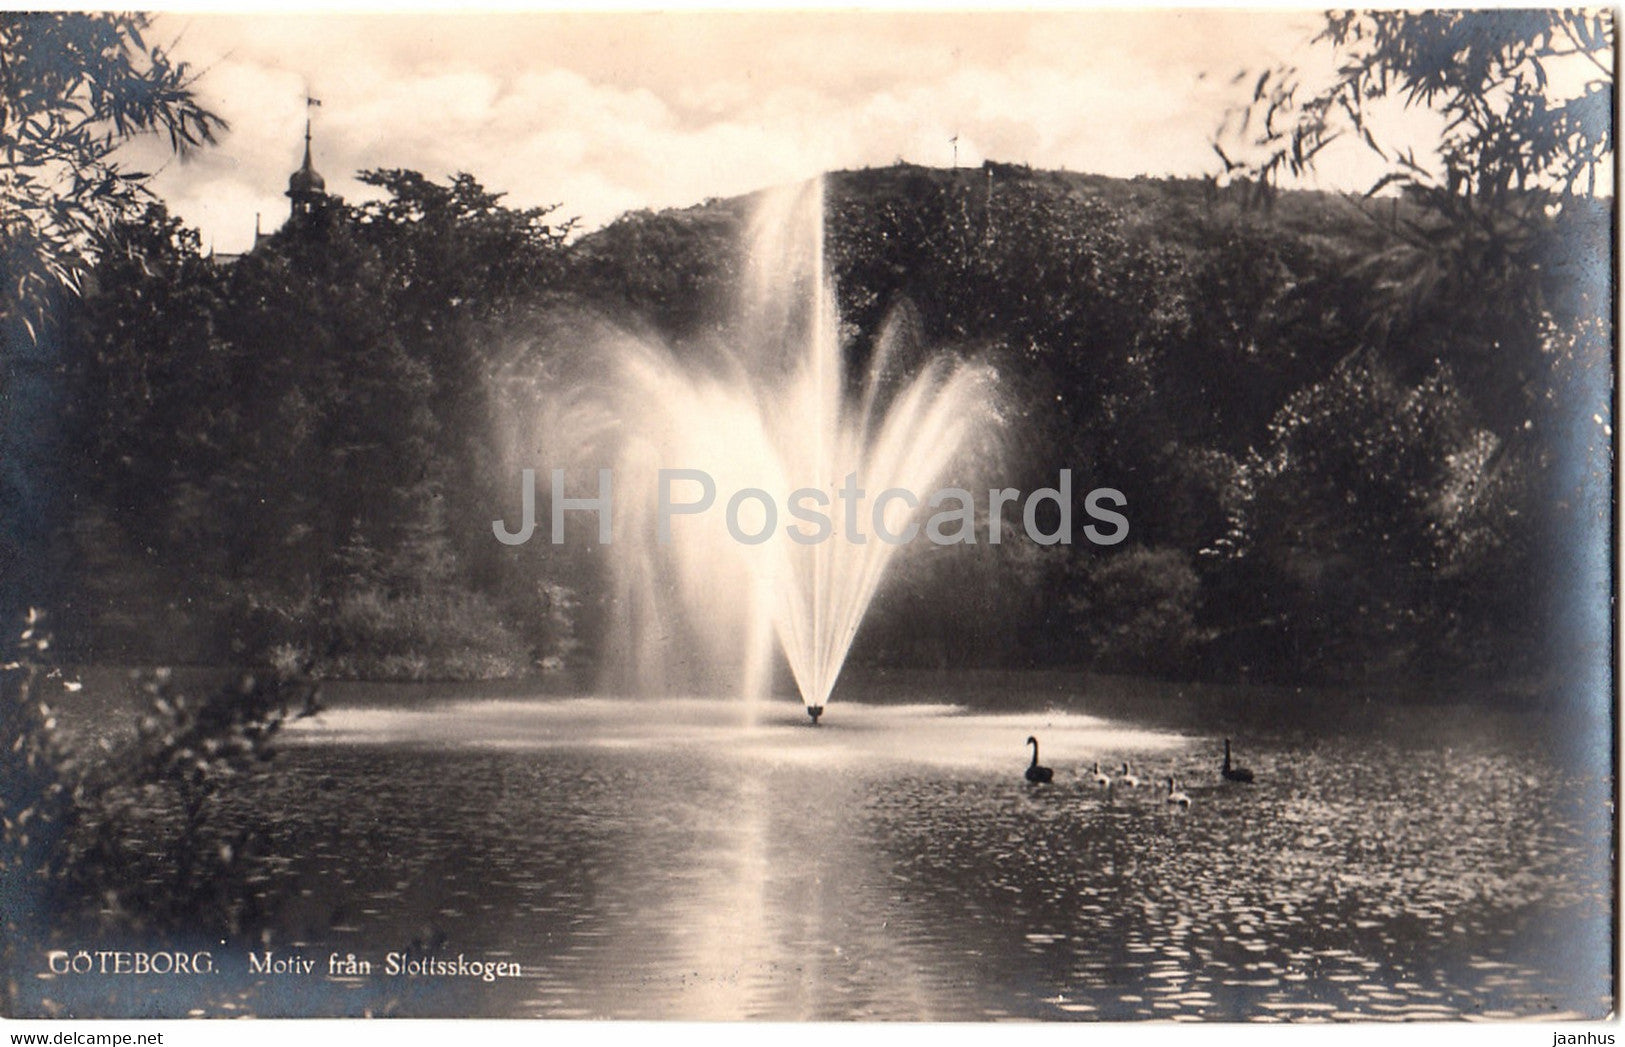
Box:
556, 178, 994, 718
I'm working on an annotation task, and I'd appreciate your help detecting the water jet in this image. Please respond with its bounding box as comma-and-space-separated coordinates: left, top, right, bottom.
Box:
553, 178, 995, 719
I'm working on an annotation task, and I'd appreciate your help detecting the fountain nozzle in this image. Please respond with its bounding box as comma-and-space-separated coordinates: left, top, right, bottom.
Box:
806, 705, 824, 726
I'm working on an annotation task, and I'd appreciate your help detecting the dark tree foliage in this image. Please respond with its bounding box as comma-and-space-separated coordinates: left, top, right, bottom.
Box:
49, 147, 1607, 690
1219, 11, 1613, 425
829, 168, 1185, 504
1204, 356, 1495, 678
0, 12, 219, 634
55, 173, 579, 678
1209, 10, 1613, 688
67, 668, 291, 938
1068, 547, 1206, 674
55, 210, 237, 665
1, 11, 224, 650
564, 202, 745, 338
0, 12, 223, 344
1155, 210, 1365, 454
349, 170, 576, 608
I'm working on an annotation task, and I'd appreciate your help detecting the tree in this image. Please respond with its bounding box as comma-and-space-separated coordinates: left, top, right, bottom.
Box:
1, 13, 223, 344
2, 15, 223, 626
566, 203, 742, 337
350, 171, 577, 648
1068, 547, 1207, 675
1216, 11, 1613, 685
1221, 11, 1613, 207
55, 204, 231, 658
45, 170, 575, 676
1217, 12, 1613, 421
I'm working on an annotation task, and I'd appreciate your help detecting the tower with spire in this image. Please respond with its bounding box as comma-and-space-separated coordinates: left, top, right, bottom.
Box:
286, 118, 329, 222
210, 111, 334, 266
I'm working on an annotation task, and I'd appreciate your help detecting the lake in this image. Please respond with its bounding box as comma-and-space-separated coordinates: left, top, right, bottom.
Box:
25, 672, 1614, 1020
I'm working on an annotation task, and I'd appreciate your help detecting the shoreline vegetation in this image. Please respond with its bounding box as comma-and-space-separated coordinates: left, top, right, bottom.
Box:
21, 160, 1611, 693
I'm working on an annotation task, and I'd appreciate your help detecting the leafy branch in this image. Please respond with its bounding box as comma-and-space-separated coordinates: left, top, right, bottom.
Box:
1216, 11, 1614, 207
1, 13, 225, 344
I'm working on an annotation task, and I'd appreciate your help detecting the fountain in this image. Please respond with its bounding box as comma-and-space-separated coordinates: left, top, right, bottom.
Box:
551, 178, 995, 718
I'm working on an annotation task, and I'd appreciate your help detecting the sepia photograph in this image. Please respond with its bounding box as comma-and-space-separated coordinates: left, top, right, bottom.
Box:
0, 6, 1615, 1030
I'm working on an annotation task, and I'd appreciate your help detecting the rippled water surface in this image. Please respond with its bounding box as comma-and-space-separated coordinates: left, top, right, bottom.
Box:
43, 685, 1615, 1020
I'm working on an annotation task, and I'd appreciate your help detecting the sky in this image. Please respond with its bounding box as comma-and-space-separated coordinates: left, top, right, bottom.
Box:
127, 10, 1423, 254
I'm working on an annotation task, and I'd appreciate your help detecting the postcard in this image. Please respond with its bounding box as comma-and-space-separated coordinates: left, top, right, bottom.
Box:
0, 8, 1613, 1025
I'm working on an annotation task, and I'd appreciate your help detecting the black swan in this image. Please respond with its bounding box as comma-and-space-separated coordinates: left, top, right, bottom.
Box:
1222, 739, 1255, 783
1165, 776, 1192, 807
1025, 736, 1054, 783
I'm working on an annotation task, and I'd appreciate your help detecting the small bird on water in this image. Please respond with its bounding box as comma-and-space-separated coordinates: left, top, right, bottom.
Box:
1025, 736, 1054, 784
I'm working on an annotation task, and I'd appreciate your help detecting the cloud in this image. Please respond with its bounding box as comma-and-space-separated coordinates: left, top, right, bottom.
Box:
132, 12, 1356, 253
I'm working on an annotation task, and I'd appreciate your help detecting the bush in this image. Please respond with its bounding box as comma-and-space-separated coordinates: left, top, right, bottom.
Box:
1211, 355, 1496, 679
0, 611, 78, 981
1068, 547, 1208, 675
61, 669, 290, 938
320, 585, 531, 680
1, 610, 294, 1010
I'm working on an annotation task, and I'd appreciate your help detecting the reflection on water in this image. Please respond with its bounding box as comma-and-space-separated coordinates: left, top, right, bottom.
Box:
81, 695, 1622, 1019
304, 697, 1180, 772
